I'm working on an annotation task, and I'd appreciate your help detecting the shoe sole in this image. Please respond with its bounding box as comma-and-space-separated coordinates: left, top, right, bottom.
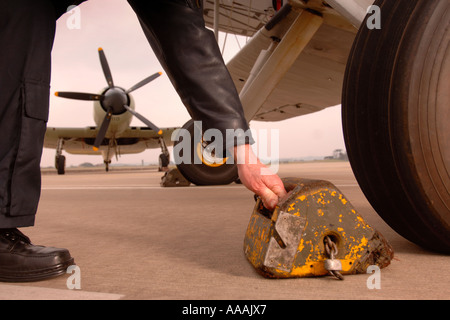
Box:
0, 258, 75, 282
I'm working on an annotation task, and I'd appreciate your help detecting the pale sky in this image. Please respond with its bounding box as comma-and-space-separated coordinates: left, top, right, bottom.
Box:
41, 0, 346, 167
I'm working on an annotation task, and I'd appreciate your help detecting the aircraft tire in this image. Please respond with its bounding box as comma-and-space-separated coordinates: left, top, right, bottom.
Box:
342, 0, 450, 253
56, 155, 66, 175
159, 154, 169, 170
173, 120, 238, 185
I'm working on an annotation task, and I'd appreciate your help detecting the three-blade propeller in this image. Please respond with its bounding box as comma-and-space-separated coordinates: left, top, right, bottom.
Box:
55, 48, 163, 151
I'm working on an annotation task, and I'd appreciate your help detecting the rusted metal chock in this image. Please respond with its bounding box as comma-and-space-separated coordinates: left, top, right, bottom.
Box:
244, 178, 394, 278
160, 168, 191, 187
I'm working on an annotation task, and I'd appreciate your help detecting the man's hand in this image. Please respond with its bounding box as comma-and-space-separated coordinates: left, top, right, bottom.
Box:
234, 144, 287, 210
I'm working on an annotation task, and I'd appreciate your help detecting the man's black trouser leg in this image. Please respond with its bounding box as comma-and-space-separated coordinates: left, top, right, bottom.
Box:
127, 0, 253, 147
0, 0, 252, 229
0, 0, 57, 228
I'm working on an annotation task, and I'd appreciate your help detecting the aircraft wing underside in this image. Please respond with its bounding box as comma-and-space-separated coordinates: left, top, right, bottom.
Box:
203, 0, 359, 122
44, 126, 178, 155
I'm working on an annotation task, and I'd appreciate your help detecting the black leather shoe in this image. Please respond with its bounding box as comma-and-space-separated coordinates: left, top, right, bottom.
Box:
0, 228, 74, 282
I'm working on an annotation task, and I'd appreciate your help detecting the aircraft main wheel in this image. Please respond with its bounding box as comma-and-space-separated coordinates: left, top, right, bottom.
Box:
342, 0, 450, 252
173, 120, 238, 185
158, 154, 169, 171
56, 155, 66, 175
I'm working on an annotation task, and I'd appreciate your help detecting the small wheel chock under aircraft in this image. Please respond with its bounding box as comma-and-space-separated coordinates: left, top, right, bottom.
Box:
160, 168, 191, 187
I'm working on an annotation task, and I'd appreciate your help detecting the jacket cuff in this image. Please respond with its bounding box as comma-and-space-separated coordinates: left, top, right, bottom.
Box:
225, 129, 255, 150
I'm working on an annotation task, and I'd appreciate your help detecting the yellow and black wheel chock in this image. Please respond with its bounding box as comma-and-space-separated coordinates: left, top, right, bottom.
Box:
244, 178, 394, 279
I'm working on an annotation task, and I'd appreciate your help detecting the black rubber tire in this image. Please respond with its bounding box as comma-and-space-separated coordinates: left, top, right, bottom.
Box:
56, 155, 66, 175
173, 120, 238, 185
342, 0, 450, 253
158, 153, 169, 171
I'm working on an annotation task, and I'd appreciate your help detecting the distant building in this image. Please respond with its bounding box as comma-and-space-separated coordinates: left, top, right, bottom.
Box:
325, 149, 348, 161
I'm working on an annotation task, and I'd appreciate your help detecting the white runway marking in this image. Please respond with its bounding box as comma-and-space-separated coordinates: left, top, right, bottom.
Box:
42, 185, 242, 190
42, 184, 359, 190
0, 284, 124, 300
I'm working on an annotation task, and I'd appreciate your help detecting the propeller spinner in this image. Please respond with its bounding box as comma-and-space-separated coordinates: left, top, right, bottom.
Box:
55, 48, 163, 151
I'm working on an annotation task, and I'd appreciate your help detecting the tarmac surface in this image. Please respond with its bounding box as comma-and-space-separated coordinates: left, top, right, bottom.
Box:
1, 161, 449, 300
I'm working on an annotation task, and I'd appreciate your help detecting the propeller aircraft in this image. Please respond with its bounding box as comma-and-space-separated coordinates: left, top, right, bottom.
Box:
44, 48, 177, 173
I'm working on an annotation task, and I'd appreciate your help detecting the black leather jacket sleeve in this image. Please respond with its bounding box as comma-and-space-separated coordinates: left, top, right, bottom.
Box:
128, 0, 254, 148
53, 0, 254, 148
51, 0, 87, 19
